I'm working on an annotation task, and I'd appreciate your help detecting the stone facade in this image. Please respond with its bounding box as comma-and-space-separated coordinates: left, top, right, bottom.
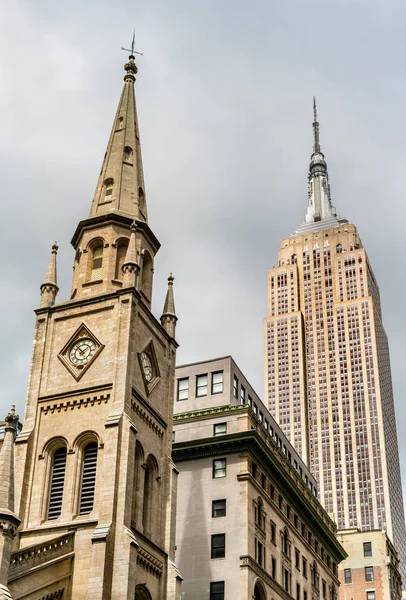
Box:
173, 356, 347, 600
2, 52, 181, 600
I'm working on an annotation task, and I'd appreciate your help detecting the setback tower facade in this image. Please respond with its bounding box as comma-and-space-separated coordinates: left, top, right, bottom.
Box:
264, 101, 406, 587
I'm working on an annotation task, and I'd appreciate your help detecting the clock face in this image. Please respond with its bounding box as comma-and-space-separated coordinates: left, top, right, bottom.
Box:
69, 338, 97, 366
140, 352, 153, 382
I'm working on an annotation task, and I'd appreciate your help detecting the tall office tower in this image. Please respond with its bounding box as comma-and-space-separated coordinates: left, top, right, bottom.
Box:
264, 101, 406, 586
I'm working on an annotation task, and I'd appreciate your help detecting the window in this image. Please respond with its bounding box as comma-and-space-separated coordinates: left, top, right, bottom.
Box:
103, 178, 113, 201
240, 385, 246, 404
271, 521, 276, 544
271, 556, 276, 579
282, 566, 290, 592
79, 442, 98, 515
248, 395, 252, 407
211, 534, 225, 558
255, 539, 264, 567
177, 378, 189, 401
233, 375, 238, 398
366, 593, 375, 600
210, 582, 225, 600
213, 458, 226, 478
295, 548, 300, 569
304, 592, 307, 600
365, 566, 374, 582
90, 244, 103, 281
296, 583, 301, 600
364, 542, 372, 557
214, 423, 227, 436
196, 374, 208, 397
344, 569, 352, 584
47, 447, 67, 520
212, 371, 223, 394
261, 474, 266, 489
302, 557, 307, 578
114, 238, 129, 279
322, 580, 326, 598
212, 499, 226, 517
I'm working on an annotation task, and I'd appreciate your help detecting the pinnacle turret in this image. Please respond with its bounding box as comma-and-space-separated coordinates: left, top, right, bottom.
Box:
40, 242, 59, 308
122, 221, 140, 288
0, 406, 21, 598
161, 274, 177, 338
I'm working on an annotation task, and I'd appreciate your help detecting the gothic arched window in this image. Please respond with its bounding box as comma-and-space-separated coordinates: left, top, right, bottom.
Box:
142, 454, 159, 539
89, 241, 104, 281
104, 178, 114, 202
47, 446, 67, 520
115, 238, 129, 280
132, 441, 144, 526
79, 442, 98, 515
141, 250, 153, 301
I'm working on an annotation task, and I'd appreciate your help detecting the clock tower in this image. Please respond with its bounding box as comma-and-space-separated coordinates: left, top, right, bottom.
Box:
9, 51, 181, 600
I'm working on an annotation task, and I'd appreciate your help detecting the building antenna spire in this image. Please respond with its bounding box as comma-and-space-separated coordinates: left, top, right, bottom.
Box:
313, 96, 321, 153
121, 30, 143, 58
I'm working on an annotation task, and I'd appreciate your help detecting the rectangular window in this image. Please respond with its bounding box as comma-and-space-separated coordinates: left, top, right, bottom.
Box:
211, 534, 225, 558
241, 385, 246, 404
365, 566, 374, 582
248, 395, 252, 407
366, 593, 375, 600
364, 542, 372, 557
304, 592, 307, 600
214, 423, 227, 436
296, 583, 301, 600
322, 580, 326, 598
302, 557, 307, 578
210, 581, 225, 600
212, 499, 226, 517
272, 556, 276, 579
271, 521, 276, 544
344, 569, 352, 584
233, 375, 238, 398
196, 374, 208, 397
295, 548, 300, 569
177, 377, 189, 401
213, 458, 226, 478
212, 371, 223, 394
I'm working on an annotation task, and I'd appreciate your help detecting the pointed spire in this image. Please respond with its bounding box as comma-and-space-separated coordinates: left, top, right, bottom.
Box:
122, 221, 140, 288
295, 100, 347, 234
89, 51, 147, 222
161, 274, 177, 338
40, 242, 59, 308
313, 96, 321, 153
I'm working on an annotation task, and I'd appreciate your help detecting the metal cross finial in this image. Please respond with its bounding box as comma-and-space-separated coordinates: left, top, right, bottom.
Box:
313, 96, 318, 123
121, 30, 143, 57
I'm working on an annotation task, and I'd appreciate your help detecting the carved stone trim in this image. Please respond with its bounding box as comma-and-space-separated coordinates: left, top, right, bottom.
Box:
10, 532, 74, 578
240, 554, 291, 600
136, 545, 163, 578
131, 397, 164, 438
40, 393, 110, 416
0, 520, 18, 539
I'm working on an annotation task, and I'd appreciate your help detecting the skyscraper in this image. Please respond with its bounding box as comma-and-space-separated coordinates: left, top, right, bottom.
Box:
264, 100, 406, 585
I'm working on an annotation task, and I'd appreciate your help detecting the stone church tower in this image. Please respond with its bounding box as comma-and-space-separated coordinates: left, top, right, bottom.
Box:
4, 52, 181, 600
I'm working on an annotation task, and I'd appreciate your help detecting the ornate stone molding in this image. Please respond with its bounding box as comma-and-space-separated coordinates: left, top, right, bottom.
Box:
9, 532, 74, 579
40, 393, 110, 415
131, 396, 165, 438
240, 555, 291, 600
136, 546, 163, 578
0, 519, 18, 540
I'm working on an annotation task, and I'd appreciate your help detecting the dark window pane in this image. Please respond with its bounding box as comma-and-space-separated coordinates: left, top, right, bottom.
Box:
211, 534, 225, 558
212, 499, 226, 517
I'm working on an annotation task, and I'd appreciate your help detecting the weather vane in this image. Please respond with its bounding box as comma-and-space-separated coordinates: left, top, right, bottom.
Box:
121, 30, 143, 57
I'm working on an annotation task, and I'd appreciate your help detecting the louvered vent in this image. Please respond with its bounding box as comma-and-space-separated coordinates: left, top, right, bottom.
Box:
47, 447, 67, 520
79, 442, 98, 515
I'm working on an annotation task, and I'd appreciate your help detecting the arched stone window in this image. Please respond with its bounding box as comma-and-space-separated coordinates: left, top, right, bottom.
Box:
253, 580, 267, 600
88, 240, 104, 282
138, 187, 146, 217
134, 585, 152, 600
47, 446, 67, 520
336, 243, 342, 254
124, 146, 133, 163
115, 238, 129, 280
141, 250, 153, 301
78, 441, 98, 515
142, 454, 159, 539
255, 497, 264, 528
103, 178, 114, 202
282, 527, 290, 557
132, 441, 144, 527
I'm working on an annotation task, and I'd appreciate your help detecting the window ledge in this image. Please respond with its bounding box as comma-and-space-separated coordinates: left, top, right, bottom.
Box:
82, 279, 103, 288
98, 200, 112, 206
111, 279, 123, 287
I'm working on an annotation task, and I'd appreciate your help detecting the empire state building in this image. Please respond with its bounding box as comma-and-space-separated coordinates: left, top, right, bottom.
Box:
264, 101, 406, 585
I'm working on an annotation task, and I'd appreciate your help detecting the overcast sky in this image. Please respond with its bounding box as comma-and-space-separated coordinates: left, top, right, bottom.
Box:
1, 0, 406, 516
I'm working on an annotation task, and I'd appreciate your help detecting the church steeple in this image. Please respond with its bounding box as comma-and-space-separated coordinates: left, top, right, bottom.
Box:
296, 99, 347, 234
40, 242, 58, 308
89, 53, 147, 221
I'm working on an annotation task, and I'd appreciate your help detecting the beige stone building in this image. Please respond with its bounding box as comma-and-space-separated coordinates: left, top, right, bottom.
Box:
0, 51, 181, 599
337, 529, 402, 600
264, 102, 406, 591
173, 356, 347, 599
